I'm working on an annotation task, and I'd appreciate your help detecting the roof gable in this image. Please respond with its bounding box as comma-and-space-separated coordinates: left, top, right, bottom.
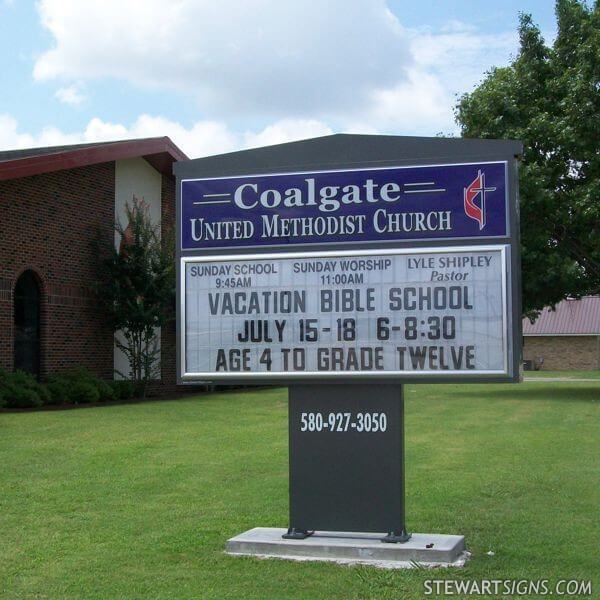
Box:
0, 137, 188, 181
174, 133, 523, 179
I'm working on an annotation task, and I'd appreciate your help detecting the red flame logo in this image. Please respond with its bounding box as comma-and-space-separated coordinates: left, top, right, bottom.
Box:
464, 170, 496, 230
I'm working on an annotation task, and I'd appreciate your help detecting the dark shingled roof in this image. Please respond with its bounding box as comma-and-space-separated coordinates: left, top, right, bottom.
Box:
174, 133, 523, 179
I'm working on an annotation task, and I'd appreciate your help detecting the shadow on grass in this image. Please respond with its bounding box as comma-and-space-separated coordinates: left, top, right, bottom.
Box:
447, 385, 599, 403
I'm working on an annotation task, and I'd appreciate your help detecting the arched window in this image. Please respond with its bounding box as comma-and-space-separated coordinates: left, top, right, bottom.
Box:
14, 270, 41, 377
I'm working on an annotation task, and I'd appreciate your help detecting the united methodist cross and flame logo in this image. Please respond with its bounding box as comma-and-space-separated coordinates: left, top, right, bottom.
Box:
463, 170, 496, 229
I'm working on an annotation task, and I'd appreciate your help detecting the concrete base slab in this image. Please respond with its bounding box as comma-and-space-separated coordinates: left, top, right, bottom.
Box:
226, 528, 468, 569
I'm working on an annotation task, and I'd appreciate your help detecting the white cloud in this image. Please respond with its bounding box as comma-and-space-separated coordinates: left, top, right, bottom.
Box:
0, 114, 80, 149
34, 0, 412, 118
32, 2, 520, 136
106, 115, 241, 157
0, 113, 336, 158
366, 69, 454, 134
408, 23, 517, 97
353, 22, 518, 135
54, 84, 85, 105
243, 119, 332, 149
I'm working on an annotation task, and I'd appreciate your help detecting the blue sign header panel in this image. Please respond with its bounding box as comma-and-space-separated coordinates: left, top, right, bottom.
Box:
180, 161, 508, 250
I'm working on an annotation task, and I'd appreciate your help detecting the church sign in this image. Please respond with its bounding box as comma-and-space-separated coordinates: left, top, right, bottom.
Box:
174, 135, 522, 545
177, 154, 518, 383
180, 161, 508, 250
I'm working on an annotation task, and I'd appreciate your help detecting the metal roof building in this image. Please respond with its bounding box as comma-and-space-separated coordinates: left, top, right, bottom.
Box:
523, 296, 600, 336
522, 296, 600, 371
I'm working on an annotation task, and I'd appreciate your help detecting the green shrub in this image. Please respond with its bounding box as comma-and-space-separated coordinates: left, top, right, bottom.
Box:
110, 379, 136, 400
0, 369, 47, 408
93, 378, 116, 402
66, 367, 115, 402
46, 375, 74, 405
0, 367, 117, 408
2, 386, 42, 408
70, 380, 100, 404
45, 367, 115, 404
9, 371, 52, 405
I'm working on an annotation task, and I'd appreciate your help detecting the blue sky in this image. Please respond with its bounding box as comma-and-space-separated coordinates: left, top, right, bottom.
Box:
0, 1, 557, 158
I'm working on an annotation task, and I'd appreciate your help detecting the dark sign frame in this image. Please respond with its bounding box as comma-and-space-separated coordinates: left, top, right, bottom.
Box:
174, 134, 523, 385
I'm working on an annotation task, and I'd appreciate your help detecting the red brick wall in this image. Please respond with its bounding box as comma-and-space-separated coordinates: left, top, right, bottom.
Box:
151, 173, 179, 395
0, 162, 190, 396
0, 163, 116, 379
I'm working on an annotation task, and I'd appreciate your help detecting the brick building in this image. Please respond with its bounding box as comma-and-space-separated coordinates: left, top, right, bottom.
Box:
522, 296, 600, 371
0, 138, 187, 393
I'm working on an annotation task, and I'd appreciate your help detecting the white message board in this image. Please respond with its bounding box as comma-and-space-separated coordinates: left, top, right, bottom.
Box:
181, 246, 508, 380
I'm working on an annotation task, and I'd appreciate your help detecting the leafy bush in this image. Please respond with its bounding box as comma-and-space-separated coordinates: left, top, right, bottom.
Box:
1, 386, 41, 409
46, 367, 114, 404
0, 367, 119, 409
93, 378, 116, 402
46, 375, 73, 405
65, 367, 115, 402
110, 379, 136, 400
0, 369, 49, 408
10, 371, 51, 405
70, 380, 100, 404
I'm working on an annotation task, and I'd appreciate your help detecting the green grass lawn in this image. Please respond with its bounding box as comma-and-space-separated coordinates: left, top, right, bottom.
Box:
1, 379, 598, 599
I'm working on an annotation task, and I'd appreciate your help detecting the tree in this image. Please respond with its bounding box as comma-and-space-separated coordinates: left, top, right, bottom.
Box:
455, 0, 600, 318
96, 197, 175, 398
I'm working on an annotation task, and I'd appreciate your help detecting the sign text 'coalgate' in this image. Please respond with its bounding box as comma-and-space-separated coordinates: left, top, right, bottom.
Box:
180, 162, 508, 249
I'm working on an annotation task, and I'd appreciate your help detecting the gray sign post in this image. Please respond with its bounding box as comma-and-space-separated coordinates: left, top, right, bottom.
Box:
174, 134, 522, 553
